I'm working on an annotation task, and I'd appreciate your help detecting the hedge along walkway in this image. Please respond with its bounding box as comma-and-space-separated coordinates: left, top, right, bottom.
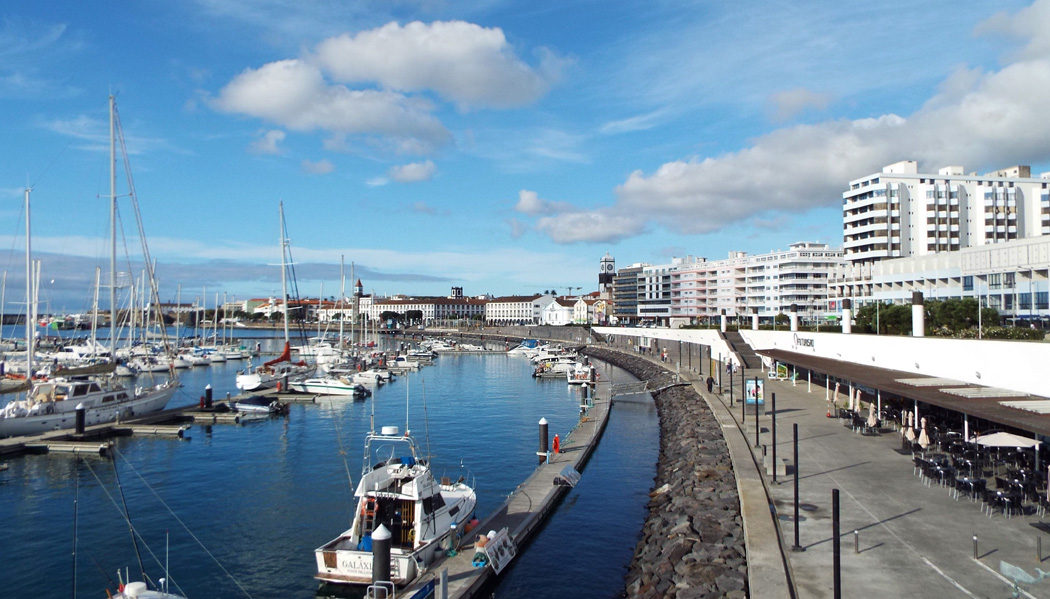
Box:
584, 348, 751, 598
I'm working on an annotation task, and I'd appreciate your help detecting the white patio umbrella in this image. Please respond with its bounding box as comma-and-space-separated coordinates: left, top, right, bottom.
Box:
867, 402, 878, 428
970, 431, 1041, 448
905, 413, 916, 442
918, 417, 930, 449
833, 382, 841, 407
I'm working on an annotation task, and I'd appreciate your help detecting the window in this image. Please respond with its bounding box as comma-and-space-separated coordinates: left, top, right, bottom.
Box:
1005, 273, 1015, 288
988, 273, 1001, 290
1020, 293, 1032, 309
1037, 292, 1049, 310
962, 276, 973, 291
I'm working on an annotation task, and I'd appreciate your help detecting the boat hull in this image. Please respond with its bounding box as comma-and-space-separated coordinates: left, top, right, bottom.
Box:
0, 384, 176, 438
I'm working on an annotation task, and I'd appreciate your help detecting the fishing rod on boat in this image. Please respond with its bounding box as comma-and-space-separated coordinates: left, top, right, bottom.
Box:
111, 455, 147, 583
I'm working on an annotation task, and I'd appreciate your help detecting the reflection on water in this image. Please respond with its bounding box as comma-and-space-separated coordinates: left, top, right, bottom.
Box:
1, 340, 659, 598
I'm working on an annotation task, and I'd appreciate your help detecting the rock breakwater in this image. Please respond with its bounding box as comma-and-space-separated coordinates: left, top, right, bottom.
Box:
583, 347, 748, 599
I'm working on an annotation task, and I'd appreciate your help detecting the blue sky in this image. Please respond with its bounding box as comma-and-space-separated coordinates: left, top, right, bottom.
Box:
2, 0, 1050, 311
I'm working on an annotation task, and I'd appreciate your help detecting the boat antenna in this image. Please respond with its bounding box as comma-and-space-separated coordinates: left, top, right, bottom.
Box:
111, 457, 147, 583
72, 458, 80, 599
420, 375, 432, 462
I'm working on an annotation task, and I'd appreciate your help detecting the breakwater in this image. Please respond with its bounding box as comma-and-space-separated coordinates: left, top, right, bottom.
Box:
582, 347, 748, 599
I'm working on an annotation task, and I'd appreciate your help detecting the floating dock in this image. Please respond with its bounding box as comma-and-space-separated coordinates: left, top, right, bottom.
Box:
399, 382, 612, 599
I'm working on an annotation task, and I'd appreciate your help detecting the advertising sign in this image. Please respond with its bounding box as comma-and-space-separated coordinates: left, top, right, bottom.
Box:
745, 378, 765, 405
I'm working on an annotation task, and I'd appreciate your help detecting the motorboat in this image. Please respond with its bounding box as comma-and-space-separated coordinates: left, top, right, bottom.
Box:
567, 362, 598, 386
314, 425, 476, 587
289, 375, 371, 398
0, 376, 177, 438
232, 394, 289, 415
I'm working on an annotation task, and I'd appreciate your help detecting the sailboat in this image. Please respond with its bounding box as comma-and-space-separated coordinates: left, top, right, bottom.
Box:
235, 202, 309, 392
0, 96, 177, 438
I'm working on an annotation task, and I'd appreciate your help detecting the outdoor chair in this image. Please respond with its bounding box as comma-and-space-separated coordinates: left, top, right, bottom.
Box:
1038, 494, 1050, 518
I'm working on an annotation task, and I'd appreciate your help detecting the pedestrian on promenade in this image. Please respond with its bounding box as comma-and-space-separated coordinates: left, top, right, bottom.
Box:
706, 376, 714, 392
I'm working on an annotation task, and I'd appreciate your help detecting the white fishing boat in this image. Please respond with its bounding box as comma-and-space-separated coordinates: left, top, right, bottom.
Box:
566, 362, 598, 386
0, 377, 176, 438
314, 425, 476, 587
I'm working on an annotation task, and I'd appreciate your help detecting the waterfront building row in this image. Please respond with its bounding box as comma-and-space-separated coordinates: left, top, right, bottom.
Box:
609, 242, 843, 326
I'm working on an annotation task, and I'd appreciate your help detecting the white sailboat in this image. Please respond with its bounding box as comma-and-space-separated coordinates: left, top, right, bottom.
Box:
235, 202, 309, 391
0, 95, 177, 438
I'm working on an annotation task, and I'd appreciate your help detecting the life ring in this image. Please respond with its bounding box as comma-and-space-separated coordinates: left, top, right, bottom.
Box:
407, 529, 415, 541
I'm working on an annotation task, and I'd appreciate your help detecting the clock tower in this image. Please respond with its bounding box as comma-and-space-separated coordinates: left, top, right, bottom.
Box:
598, 253, 615, 293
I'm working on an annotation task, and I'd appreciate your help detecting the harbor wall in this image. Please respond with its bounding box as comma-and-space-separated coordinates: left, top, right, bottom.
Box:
582, 347, 748, 599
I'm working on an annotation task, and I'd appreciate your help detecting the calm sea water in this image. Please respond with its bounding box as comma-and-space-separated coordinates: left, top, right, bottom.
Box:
0, 332, 658, 598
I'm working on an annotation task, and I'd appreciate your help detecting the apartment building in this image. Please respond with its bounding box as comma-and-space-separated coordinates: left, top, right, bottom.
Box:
833, 160, 1050, 322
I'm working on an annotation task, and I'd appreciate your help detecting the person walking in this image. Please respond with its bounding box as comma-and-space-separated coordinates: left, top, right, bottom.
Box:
706, 376, 714, 393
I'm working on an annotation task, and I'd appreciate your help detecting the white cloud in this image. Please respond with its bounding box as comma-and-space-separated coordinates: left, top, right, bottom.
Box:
599, 109, 669, 135
535, 210, 644, 244
507, 218, 527, 239
301, 158, 334, 174
513, 189, 573, 215
211, 58, 451, 154
366, 176, 388, 187
249, 129, 285, 154
768, 87, 831, 122
536, 2, 1050, 243
314, 21, 566, 109
388, 160, 436, 183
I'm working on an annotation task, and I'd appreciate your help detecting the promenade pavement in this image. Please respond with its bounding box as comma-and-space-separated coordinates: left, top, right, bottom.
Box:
729, 368, 1050, 599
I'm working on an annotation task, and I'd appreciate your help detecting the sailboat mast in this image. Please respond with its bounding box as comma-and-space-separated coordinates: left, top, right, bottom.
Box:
175, 284, 181, 347
279, 202, 290, 344
1, 271, 6, 343
90, 267, 101, 350
338, 256, 345, 352
109, 94, 117, 360
24, 187, 32, 377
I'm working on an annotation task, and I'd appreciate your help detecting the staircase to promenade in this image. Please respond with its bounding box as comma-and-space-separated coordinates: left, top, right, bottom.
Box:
722, 329, 759, 369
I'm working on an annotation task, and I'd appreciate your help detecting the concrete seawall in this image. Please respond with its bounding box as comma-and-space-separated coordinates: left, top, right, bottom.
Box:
583, 347, 747, 598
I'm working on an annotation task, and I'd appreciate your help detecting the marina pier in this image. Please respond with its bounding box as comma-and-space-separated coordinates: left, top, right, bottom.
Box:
398, 381, 612, 598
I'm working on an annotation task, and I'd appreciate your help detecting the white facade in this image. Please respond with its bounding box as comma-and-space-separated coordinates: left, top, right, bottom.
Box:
614, 243, 842, 325
541, 299, 575, 326
829, 234, 1050, 322
843, 161, 1050, 264
370, 297, 486, 324
485, 294, 555, 325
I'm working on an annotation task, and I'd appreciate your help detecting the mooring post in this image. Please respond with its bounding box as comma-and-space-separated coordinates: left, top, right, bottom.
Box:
372, 524, 391, 586
729, 367, 734, 406
75, 403, 86, 435
204, 384, 213, 408
538, 417, 549, 464
833, 489, 841, 599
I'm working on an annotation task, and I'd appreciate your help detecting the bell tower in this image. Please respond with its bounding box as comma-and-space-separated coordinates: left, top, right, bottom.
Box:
598, 253, 615, 293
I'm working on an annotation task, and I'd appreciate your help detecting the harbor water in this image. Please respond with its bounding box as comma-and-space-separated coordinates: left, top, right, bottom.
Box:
0, 332, 659, 598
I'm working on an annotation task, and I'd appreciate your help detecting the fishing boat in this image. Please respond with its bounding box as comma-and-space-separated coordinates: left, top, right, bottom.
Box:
314, 425, 476, 587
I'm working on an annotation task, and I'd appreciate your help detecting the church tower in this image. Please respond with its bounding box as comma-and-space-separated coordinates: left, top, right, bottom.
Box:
598, 253, 615, 293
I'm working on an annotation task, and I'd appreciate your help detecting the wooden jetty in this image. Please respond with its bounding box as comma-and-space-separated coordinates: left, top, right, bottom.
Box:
399, 383, 613, 599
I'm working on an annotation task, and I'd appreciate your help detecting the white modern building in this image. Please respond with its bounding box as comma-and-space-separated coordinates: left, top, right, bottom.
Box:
842, 160, 1050, 264
370, 296, 487, 324
485, 294, 556, 325
833, 160, 1050, 323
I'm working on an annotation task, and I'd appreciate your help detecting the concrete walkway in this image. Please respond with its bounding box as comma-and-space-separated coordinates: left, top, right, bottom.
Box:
601, 338, 1050, 599
731, 369, 1050, 599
